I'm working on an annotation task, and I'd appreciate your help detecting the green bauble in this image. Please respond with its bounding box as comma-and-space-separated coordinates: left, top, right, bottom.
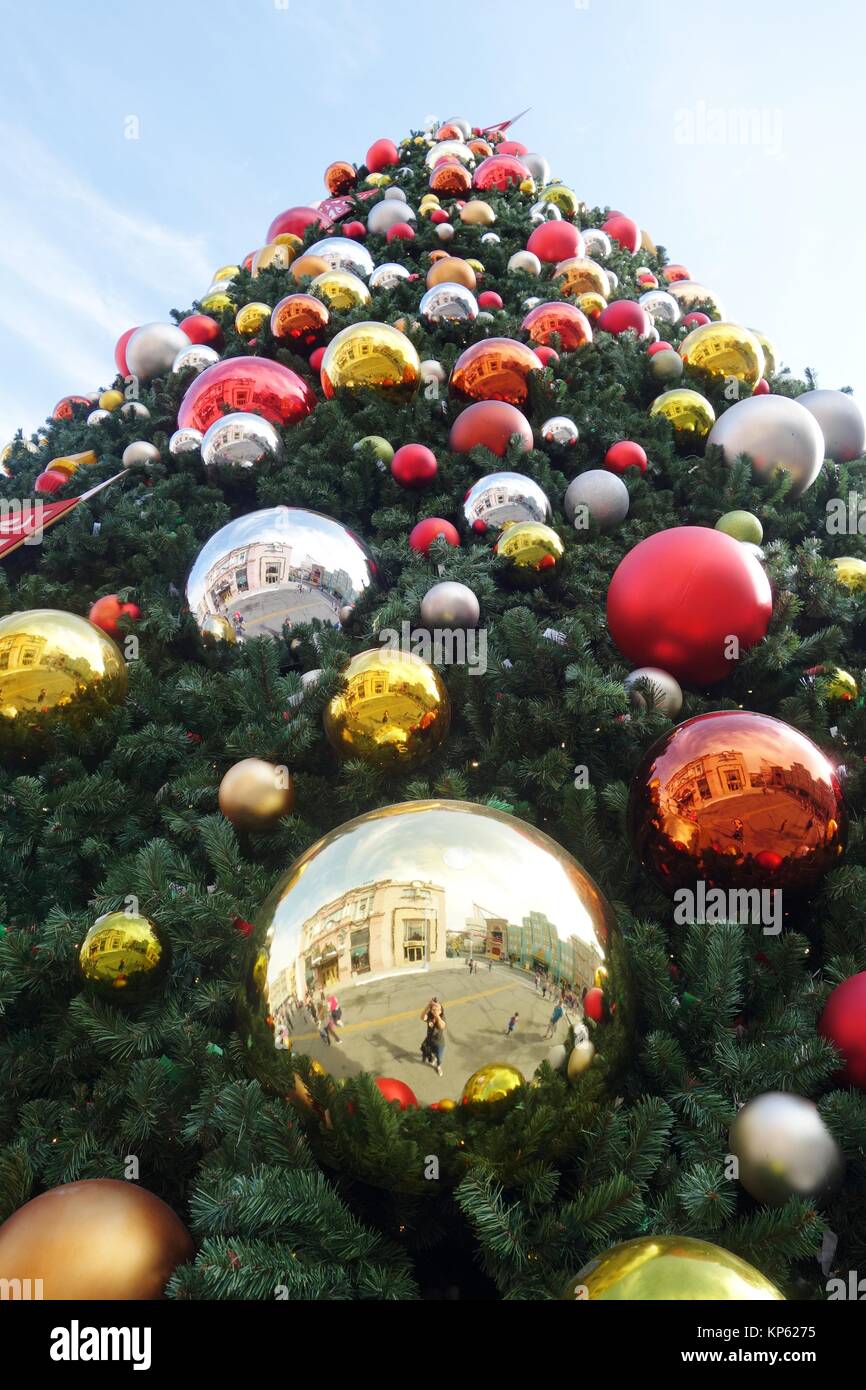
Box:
715, 509, 763, 545
354, 435, 394, 465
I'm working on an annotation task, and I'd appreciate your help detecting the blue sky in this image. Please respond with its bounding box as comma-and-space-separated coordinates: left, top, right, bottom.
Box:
2, 0, 865, 445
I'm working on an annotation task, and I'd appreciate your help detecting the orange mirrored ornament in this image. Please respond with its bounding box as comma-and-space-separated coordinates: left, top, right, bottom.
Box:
291, 253, 330, 282
429, 160, 472, 196
324, 160, 357, 195
553, 257, 610, 299
450, 337, 544, 407
521, 301, 593, 351
628, 710, 847, 898
270, 293, 330, 349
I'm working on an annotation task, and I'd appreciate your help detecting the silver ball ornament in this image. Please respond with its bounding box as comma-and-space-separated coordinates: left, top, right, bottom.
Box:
119, 401, 150, 422
86, 409, 110, 426
121, 440, 161, 469
796, 389, 866, 463
529, 200, 561, 223
480, 232, 500, 245
583, 229, 612, 258
419, 285, 479, 331
565, 469, 630, 530
640, 289, 682, 324
420, 359, 446, 385
729, 1092, 844, 1207
541, 416, 579, 447
200, 412, 284, 469
383, 186, 407, 202
436, 223, 455, 242
707, 394, 825, 497
606, 270, 619, 292
420, 581, 481, 629
463, 471, 552, 534
172, 343, 220, 376
126, 322, 191, 383
366, 200, 417, 236
649, 350, 684, 383
169, 428, 203, 457
522, 153, 551, 187
306, 237, 374, 279
369, 262, 411, 291
523, 296, 542, 310
508, 251, 542, 276
623, 667, 683, 717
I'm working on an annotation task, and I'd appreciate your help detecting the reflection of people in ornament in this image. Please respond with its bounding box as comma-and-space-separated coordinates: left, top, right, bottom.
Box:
420, 998, 445, 1074
544, 1002, 564, 1039
506, 1012, 519, 1034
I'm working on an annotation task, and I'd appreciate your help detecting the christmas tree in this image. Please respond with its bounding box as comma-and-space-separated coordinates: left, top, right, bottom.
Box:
1, 115, 865, 1304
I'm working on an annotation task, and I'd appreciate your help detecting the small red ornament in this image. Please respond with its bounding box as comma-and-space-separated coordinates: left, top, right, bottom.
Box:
682, 311, 711, 328
534, 346, 560, 367
342, 220, 366, 240
266, 206, 320, 243
602, 214, 641, 254
309, 346, 326, 373
597, 300, 652, 338
647, 340, 675, 357
819, 973, 866, 1090
232, 916, 255, 938
53, 396, 92, 421
374, 1076, 418, 1109
179, 313, 223, 350
604, 441, 648, 475
526, 220, 585, 264
392, 443, 438, 488
34, 468, 68, 495
88, 594, 141, 639
366, 138, 400, 173
386, 222, 415, 243
114, 327, 138, 377
449, 399, 534, 457
664, 264, 692, 283
409, 517, 460, 555
430, 207, 450, 224
478, 291, 503, 309
607, 526, 773, 685
583, 987, 605, 1022
637, 270, 658, 289
754, 378, 771, 395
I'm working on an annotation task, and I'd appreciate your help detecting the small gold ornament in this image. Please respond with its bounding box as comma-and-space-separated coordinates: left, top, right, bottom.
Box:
310, 269, 372, 311
750, 329, 777, 377
494, 521, 565, 586
824, 666, 859, 700
79, 910, 169, 1001
200, 614, 238, 644
649, 387, 716, 441
567, 1032, 596, 1082
218, 757, 295, 832
0, 609, 128, 754
291, 253, 330, 282
200, 290, 233, 314
541, 184, 581, 218
251, 243, 293, 277
426, 256, 477, 290
212, 264, 240, 282
576, 291, 607, 320
563, 1236, 784, 1301
234, 302, 271, 337
678, 322, 765, 387
323, 648, 450, 769
553, 257, 610, 299
832, 556, 866, 591
459, 200, 495, 226
461, 1063, 525, 1107
668, 280, 725, 317
98, 389, 124, 412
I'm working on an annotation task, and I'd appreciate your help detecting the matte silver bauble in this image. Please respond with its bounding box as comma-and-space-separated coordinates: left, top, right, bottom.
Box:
508, 251, 542, 276
623, 667, 683, 717
565, 469, 630, 530
121, 440, 160, 468
366, 201, 417, 236
126, 322, 191, 383
420, 580, 481, 628
729, 1091, 844, 1207
796, 389, 866, 463
707, 395, 825, 497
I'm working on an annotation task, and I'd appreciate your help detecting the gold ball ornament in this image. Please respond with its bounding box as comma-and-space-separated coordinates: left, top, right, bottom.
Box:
324, 160, 357, 195
212, 263, 240, 282
323, 647, 450, 769
668, 280, 725, 317
832, 556, 866, 591
678, 322, 765, 387
98, 389, 124, 412
640, 228, 657, 254
0, 609, 128, 754
494, 521, 565, 586
200, 290, 233, 314
272, 233, 303, 253
291, 253, 330, 282
320, 321, 420, 401
79, 910, 169, 1001
218, 757, 295, 832
564, 1236, 784, 1301
576, 291, 607, 321
553, 257, 610, 299
567, 1029, 596, 1082
460, 199, 496, 226
462, 1062, 525, 1108
234, 302, 271, 337
0, 1179, 193, 1300
251, 243, 294, 277
824, 666, 859, 700
426, 256, 477, 290
310, 269, 371, 311
540, 184, 581, 218
750, 330, 777, 377
200, 614, 238, 645
649, 387, 716, 441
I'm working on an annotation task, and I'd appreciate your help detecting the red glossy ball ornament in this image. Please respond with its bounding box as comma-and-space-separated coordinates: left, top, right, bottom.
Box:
309, 346, 326, 373
682, 311, 711, 328
53, 396, 92, 421
819, 973, 866, 1090
521, 301, 593, 351
270, 293, 329, 349
392, 443, 438, 488
583, 987, 605, 1022
386, 222, 415, 243
430, 207, 451, 224
366, 138, 400, 173
179, 313, 223, 350
754, 378, 771, 395
450, 337, 543, 407
607, 526, 772, 685
526, 221, 585, 264
602, 214, 641, 253
409, 517, 460, 555
629, 710, 848, 897
266, 206, 320, 243
478, 291, 503, 309
449, 400, 534, 457
498, 139, 528, 156
343, 220, 366, 240
597, 300, 652, 338
374, 1077, 418, 1109
604, 441, 648, 475
664, 264, 692, 283
177, 357, 316, 433
114, 327, 138, 377
35, 468, 68, 495
473, 154, 529, 191
88, 594, 141, 639
534, 346, 560, 367
647, 341, 675, 357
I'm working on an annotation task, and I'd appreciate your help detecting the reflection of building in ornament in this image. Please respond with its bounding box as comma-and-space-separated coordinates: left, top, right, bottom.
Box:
343, 665, 419, 710
664, 748, 750, 813
83, 924, 161, 969
194, 376, 282, 421
457, 905, 601, 988
0, 631, 48, 671
195, 541, 359, 621
270, 878, 448, 1009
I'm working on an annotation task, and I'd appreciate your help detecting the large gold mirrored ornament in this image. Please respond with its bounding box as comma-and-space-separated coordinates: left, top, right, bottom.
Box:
461, 1062, 525, 1108
320, 321, 421, 401
79, 911, 169, 1001
563, 1236, 784, 1301
323, 648, 450, 769
649, 388, 716, 442
240, 800, 628, 1106
678, 322, 765, 387
0, 609, 128, 754
186, 507, 377, 644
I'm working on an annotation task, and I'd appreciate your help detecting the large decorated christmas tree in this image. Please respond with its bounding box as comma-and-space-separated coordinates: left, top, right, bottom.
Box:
1, 114, 865, 1304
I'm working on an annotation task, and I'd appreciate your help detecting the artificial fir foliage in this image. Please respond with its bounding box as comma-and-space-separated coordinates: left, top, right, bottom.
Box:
1, 119, 866, 1302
